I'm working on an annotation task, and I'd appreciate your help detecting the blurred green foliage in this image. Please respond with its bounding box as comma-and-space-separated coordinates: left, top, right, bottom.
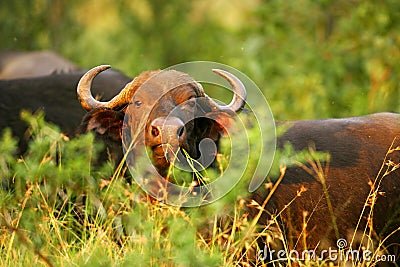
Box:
1, 0, 399, 120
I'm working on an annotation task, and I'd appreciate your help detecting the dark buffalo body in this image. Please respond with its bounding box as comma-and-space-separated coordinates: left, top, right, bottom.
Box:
0, 70, 131, 154
252, 113, 400, 252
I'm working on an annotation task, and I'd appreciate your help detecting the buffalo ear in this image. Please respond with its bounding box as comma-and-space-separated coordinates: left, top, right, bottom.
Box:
78, 109, 124, 142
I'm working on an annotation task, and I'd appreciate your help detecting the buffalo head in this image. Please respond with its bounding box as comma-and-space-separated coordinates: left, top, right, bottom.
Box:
77, 65, 246, 175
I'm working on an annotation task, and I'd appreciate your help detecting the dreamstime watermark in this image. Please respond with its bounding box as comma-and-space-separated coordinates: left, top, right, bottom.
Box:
258, 238, 396, 263
121, 61, 276, 207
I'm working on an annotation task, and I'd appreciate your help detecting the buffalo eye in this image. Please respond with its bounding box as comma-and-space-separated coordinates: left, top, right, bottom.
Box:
185, 97, 196, 108
134, 100, 142, 108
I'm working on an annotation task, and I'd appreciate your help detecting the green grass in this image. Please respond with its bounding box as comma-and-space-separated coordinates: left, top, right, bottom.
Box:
0, 113, 398, 267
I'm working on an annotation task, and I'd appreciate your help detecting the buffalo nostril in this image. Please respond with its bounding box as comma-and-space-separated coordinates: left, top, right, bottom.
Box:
151, 126, 160, 137
177, 126, 185, 137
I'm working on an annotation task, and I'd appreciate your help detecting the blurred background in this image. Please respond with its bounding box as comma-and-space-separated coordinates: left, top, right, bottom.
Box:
1, 0, 399, 120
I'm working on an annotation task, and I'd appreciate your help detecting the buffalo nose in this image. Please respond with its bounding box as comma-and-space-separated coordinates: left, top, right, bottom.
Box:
151, 125, 160, 137
150, 117, 186, 140
176, 125, 185, 137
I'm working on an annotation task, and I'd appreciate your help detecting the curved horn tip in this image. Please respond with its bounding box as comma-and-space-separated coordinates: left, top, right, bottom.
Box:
211, 69, 244, 87
211, 68, 247, 112
94, 64, 112, 71
211, 68, 246, 96
211, 68, 226, 75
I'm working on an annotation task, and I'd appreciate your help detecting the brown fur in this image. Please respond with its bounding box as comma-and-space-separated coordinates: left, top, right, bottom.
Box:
252, 113, 400, 255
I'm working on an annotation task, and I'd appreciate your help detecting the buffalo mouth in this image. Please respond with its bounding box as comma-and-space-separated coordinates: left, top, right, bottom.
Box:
152, 143, 171, 157
151, 143, 182, 162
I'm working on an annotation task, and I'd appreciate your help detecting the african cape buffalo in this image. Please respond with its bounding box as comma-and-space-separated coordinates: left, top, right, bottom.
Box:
76, 65, 246, 177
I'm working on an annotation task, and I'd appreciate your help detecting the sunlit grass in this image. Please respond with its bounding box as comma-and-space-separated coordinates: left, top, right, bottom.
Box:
0, 114, 398, 266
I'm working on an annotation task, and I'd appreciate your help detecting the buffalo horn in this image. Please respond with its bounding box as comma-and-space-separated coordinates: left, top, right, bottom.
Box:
211, 69, 246, 112
77, 65, 135, 111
